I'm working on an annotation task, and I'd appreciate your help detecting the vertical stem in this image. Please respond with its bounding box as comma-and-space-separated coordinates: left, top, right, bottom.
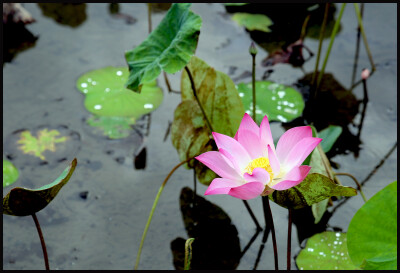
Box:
32, 213, 50, 270
350, 3, 364, 89
311, 3, 330, 87
184, 66, 214, 134
287, 209, 292, 270
147, 3, 152, 34
262, 196, 278, 270
357, 78, 369, 139
316, 3, 346, 90
251, 51, 256, 120
353, 3, 375, 71
134, 157, 193, 270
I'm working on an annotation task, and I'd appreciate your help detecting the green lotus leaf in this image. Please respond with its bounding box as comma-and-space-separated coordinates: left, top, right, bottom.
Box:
76, 66, 163, 118
172, 56, 245, 185
231, 13, 273, 32
318, 125, 343, 153
86, 115, 136, 139
125, 3, 202, 92
3, 158, 77, 216
17, 129, 68, 160
237, 81, 304, 124
347, 181, 397, 270
296, 231, 359, 270
223, 3, 248, 6
3, 160, 19, 187
268, 173, 357, 209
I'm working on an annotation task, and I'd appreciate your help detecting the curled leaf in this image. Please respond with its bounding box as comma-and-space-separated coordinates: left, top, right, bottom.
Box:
3, 158, 77, 216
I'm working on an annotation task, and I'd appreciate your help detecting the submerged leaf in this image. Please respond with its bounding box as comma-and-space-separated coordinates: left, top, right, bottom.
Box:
231, 13, 273, 32
76, 66, 163, 118
237, 81, 304, 124
172, 56, 245, 185
3, 158, 77, 216
296, 231, 358, 270
3, 160, 19, 187
269, 173, 356, 209
125, 3, 202, 92
86, 115, 136, 139
17, 129, 67, 160
347, 181, 397, 270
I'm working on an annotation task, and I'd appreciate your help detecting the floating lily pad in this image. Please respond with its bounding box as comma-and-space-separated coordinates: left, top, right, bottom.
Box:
76, 66, 163, 118
172, 56, 245, 185
296, 231, 358, 270
347, 181, 397, 270
125, 3, 202, 92
17, 128, 67, 160
231, 13, 273, 32
3, 158, 77, 216
237, 81, 305, 124
269, 173, 356, 209
3, 160, 19, 187
4, 125, 81, 167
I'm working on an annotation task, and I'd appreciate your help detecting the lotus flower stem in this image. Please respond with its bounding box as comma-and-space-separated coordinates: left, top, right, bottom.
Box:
350, 3, 364, 90
287, 208, 292, 270
184, 66, 214, 134
311, 3, 330, 88
357, 76, 369, 139
262, 196, 278, 270
134, 156, 194, 270
334, 172, 367, 202
316, 3, 346, 90
354, 3, 375, 72
32, 213, 49, 270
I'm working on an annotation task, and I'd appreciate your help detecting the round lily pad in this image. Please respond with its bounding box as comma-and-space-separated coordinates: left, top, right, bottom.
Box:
237, 81, 305, 124
347, 181, 397, 270
231, 13, 273, 32
3, 160, 19, 187
86, 115, 137, 139
76, 66, 163, 118
296, 231, 358, 270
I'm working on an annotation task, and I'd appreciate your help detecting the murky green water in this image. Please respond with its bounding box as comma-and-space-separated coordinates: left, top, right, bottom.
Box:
3, 3, 397, 270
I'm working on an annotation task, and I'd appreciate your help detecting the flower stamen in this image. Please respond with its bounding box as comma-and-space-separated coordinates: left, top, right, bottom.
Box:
244, 157, 274, 180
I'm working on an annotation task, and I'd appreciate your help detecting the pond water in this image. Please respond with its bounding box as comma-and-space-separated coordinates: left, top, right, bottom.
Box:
3, 3, 397, 270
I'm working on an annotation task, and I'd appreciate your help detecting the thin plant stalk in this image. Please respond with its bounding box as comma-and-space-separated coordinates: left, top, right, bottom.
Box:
32, 213, 50, 270
249, 42, 257, 120
262, 196, 278, 270
335, 172, 367, 202
184, 238, 195, 270
184, 66, 214, 134
316, 3, 346, 90
350, 3, 364, 89
311, 3, 330, 87
357, 77, 369, 139
134, 157, 194, 270
287, 208, 292, 270
353, 3, 375, 71
185, 65, 262, 231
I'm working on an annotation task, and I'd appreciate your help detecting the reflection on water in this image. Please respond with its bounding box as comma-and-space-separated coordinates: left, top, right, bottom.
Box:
37, 3, 87, 28
3, 24, 38, 64
171, 187, 241, 269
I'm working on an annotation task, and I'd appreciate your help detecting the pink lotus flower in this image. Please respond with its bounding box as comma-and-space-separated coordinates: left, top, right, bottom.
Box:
195, 114, 322, 200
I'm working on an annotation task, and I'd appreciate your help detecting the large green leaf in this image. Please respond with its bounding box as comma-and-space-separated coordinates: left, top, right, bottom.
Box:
76, 66, 163, 118
268, 173, 356, 209
237, 81, 304, 124
231, 13, 273, 32
296, 231, 359, 270
3, 160, 19, 187
318, 125, 343, 153
3, 158, 77, 216
172, 56, 245, 185
125, 3, 202, 92
347, 181, 397, 270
